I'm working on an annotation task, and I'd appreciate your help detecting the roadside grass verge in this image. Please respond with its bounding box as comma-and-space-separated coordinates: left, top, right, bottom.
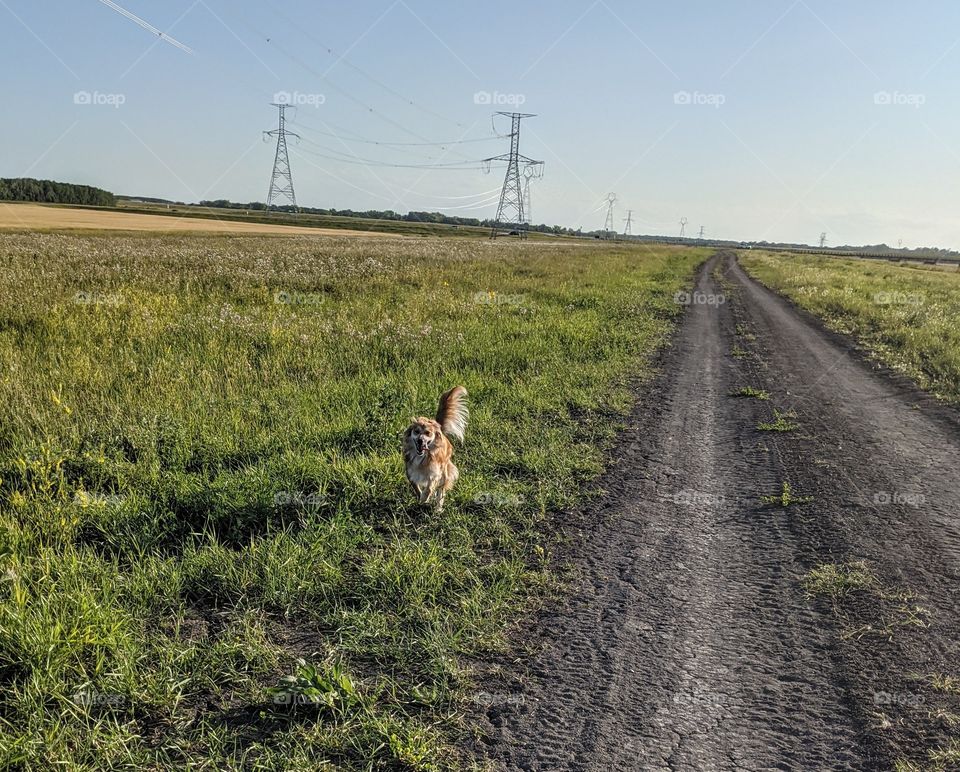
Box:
0, 232, 705, 769
739, 252, 960, 404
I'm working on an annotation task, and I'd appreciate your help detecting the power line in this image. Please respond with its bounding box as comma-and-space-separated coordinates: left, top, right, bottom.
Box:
214, 5, 479, 161
97, 0, 193, 54
265, 103, 299, 210
294, 137, 496, 169
289, 116, 499, 148
261, 0, 469, 130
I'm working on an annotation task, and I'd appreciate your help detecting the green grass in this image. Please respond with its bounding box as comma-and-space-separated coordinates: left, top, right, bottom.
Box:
802, 561, 874, 601
0, 232, 705, 769
729, 386, 770, 400
756, 409, 799, 432
739, 252, 960, 403
760, 481, 812, 507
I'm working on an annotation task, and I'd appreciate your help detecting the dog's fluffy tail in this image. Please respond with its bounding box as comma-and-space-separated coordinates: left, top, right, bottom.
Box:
436, 385, 468, 443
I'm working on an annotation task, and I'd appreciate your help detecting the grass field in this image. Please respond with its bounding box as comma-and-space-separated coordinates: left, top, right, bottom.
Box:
115, 201, 501, 239
739, 251, 960, 404
0, 231, 704, 769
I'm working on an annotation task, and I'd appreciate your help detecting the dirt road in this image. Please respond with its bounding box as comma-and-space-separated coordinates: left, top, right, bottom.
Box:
473, 252, 960, 770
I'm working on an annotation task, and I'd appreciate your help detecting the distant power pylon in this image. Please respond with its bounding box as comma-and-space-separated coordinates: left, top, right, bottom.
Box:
484, 112, 542, 238
623, 209, 634, 236
697, 225, 705, 240
819, 231, 828, 248
603, 193, 617, 237
679, 217, 688, 239
521, 162, 544, 225
264, 103, 300, 211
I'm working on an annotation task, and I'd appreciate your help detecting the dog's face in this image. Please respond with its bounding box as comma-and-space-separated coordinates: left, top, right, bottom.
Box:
405, 417, 441, 457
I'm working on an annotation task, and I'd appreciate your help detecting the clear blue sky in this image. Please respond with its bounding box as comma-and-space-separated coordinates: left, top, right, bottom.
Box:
2, 0, 959, 247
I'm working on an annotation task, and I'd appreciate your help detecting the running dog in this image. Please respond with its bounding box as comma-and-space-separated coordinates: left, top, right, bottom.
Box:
403, 386, 468, 511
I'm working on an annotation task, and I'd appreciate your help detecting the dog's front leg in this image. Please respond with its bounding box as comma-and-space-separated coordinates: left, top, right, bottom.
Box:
417, 484, 432, 505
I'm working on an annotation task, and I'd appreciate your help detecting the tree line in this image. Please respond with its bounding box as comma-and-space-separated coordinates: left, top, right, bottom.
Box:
0, 177, 117, 206
195, 199, 579, 235
0, 178, 115, 207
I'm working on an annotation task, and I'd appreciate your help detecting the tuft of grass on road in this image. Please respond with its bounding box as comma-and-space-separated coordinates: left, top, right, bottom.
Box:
730, 386, 770, 400
739, 252, 960, 404
0, 232, 705, 770
802, 561, 874, 600
757, 408, 799, 432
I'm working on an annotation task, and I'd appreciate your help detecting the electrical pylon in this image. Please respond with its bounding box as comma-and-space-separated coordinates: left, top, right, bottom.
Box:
697, 225, 705, 240
819, 232, 827, 248
521, 162, 544, 225
264, 103, 300, 211
679, 217, 688, 238
603, 193, 617, 237
623, 209, 633, 236
484, 112, 542, 238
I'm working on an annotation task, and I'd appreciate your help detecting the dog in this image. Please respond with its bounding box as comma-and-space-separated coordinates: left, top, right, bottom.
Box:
403, 386, 468, 511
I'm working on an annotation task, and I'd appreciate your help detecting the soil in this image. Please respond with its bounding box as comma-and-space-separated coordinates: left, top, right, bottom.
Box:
470, 251, 960, 771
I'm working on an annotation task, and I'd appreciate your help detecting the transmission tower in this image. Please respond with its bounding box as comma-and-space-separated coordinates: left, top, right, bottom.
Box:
623, 209, 634, 236
697, 225, 705, 240
264, 103, 300, 211
521, 162, 544, 225
819, 231, 827, 248
603, 193, 617, 237
484, 112, 542, 238
679, 217, 688, 239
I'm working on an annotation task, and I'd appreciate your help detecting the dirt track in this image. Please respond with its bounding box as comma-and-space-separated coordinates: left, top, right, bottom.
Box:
473, 252, 960, 770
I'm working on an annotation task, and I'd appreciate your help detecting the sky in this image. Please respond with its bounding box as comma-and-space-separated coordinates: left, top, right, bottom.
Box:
2, 0, 960, 248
